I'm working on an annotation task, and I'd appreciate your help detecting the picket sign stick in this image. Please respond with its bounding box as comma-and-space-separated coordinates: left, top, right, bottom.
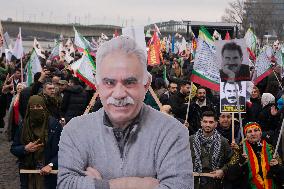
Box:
149, 86, 162, 110
273, 70, 283, 90
232, 113, 235, 143
185, 82, 194, 125
273, 118, 284, 158
233, 82, 245, 154
20, 169, 58, 174
84, 92, 99, 114
193, 172, 214, 178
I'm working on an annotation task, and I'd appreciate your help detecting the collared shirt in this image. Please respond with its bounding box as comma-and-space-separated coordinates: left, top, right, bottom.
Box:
103, 109, 142, 157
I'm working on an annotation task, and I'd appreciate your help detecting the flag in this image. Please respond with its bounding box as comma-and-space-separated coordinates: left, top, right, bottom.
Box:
191, 32, 197, 59
171, 34, 175, 53
147, 32, 161, 66
64, 38, 75, 63
26, 49, 42, 86
191, 26, 219, 91
198, 26, 214, 45
154, 24, 161, 36
74, 27, 91, 50
245, 28, 257, 53
254, 46, 274, 84
48, 40, 60, 60
76, 50, 96, 90
178, 37, 187, 55
163, 64, 169, 85
12, 28, 24, 59
5, 49, 13, 62
225, 31, 231, 40
0, 21, 4, 48
101, 33, 109, 40
213, 30, 222, 41
3, 32, 12, 50
33, 38, 46, 59
145, 29, 152, 38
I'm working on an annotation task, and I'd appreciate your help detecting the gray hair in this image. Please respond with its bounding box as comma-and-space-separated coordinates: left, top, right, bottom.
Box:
95, 35, 151, 84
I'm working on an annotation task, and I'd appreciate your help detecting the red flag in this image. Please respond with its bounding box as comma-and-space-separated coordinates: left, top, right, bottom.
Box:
225, 31, 231, 40
147, 32, 161, 66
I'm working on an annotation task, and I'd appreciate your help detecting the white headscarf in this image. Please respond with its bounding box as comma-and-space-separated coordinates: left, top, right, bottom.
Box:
261, 93, 275, 107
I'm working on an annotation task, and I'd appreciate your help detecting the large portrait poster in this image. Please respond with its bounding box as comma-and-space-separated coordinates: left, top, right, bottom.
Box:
220, 81, 246, 113
216, 39, 250, 82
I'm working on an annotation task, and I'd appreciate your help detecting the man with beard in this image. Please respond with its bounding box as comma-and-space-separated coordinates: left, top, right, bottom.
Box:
39, 82, 61, 119
159, 82, 177, 105
189, 111, 233, 189
220, 42, 250, 82
221, 81, 246, 112
168, 80, 191, 121
187, 86, 217, 133
58, 36, 193, 189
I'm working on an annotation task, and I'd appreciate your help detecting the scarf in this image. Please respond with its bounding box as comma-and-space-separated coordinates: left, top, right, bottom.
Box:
193, 129, 222, 172
21, 95, 49, 169
244, 140, 276, 189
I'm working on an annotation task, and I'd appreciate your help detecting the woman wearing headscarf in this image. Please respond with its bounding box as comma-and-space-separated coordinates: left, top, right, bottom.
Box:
10, 95, 62, 189
7, 83, 26, 141
257, 93, 281, 146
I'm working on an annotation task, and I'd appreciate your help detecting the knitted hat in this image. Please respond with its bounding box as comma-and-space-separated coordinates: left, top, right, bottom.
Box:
244, 122, 261, 134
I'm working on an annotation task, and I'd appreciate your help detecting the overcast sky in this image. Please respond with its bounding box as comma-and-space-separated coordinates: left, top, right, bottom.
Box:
0, 0, 230, 26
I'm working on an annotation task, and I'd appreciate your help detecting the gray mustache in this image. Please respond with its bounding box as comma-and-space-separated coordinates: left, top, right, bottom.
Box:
106, 96, 135, 106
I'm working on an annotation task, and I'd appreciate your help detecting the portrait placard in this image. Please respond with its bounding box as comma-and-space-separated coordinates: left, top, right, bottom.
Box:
216, 39, 250, 82
220, 81, 246, 113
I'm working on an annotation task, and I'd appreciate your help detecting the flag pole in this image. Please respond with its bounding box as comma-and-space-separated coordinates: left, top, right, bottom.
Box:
84, 92, 99, 114
148, 86, 162, 110
20, 57, 23, 83
185, 81, 193, 125
273, 70, 283, 90
273, 118, 284, 158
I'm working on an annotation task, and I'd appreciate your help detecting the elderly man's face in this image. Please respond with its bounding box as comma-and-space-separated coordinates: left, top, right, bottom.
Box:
246, 127, 262, 144
222, 50, 242, 73
97, 51, 149, 127
224, 83, 240, 104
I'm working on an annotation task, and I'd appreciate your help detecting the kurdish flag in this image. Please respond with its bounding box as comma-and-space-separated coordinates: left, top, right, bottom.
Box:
245, 28, 257, 53
254, 46, 274, 84
74, 27, 91, 50
75, 50, 96, 90
48, 40, 60, 60
26, 49, 42, 86
190, 26, 219, 91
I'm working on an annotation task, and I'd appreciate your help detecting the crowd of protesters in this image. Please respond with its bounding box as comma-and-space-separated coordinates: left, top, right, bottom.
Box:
0, 39, 284, 188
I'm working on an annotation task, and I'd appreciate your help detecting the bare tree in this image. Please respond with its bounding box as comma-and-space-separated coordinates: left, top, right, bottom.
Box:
245, 0, 274, 46
221, 0, 248, 36
222, 0, 275, 45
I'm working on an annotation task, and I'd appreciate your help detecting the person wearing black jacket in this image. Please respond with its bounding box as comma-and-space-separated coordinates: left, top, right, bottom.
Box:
10, 95, 62, 189
187, 86, 217, 134
61, 77, 88, 123
244, 86, 262, 124
168, 80, 190, 121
